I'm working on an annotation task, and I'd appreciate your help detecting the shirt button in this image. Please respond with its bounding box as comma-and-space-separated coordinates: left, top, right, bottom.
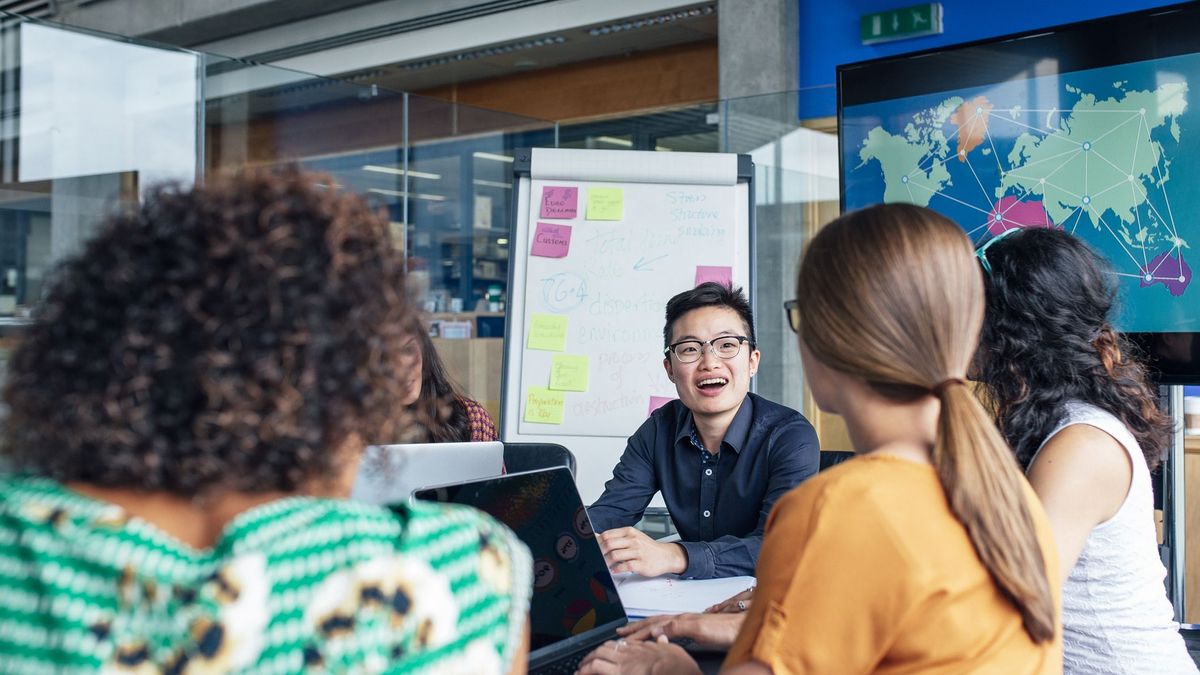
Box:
703, 510, 711, 518
705, 468, 713, 476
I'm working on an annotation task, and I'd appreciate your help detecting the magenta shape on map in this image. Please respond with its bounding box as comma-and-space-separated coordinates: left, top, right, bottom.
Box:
1140, 251, 1192, 296
987, 197, 1054, 235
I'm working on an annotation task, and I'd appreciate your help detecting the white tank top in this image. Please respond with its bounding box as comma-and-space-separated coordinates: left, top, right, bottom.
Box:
1035, 401, 1197, 674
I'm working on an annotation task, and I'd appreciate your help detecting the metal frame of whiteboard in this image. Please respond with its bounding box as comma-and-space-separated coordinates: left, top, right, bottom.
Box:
501, 148, 756, 503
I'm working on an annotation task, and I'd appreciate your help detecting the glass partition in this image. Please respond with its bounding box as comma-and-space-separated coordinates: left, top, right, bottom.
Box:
721, 87, 838, 438
202, 58, 556, 422
0, 17, 202, 385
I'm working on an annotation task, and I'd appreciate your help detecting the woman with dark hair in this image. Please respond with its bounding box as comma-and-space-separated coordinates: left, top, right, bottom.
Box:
975, 227, 1196, 674
0, 170, 530, 673
578, 203, 1061, 674
399, 315, 497, 443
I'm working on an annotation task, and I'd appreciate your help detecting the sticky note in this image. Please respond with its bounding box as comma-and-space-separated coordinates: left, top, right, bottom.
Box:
695, 265, 732, 288
532, 222, 572, 258
648, 396, 676, 416
528, 313, 568, 351
587, 188, 624, 221
525, 387, 565, 424
549, 354, 589, 391
540, 186, 578, 219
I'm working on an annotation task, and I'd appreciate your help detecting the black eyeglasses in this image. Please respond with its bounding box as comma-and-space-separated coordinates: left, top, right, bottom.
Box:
664, 336, 753, 363
784, 299, 799, 333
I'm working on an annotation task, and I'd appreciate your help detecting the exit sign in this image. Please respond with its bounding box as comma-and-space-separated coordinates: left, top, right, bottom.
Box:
861, 3, 943, 44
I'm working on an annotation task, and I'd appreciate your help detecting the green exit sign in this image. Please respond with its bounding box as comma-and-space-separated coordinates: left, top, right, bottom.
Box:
861, 3, 943, 44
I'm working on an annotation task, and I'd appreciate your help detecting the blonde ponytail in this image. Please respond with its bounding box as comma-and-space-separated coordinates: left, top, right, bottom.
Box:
795, 204, 1056, 644
934, 381, 1055, 642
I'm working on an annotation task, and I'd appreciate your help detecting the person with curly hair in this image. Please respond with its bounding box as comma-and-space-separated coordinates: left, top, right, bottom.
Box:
0, 170, 530, 674
975, 227, 1197, 674
398, 314, 497, 443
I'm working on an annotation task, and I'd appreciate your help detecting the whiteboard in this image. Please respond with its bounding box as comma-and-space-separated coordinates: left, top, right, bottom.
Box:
502, 148, 754, 502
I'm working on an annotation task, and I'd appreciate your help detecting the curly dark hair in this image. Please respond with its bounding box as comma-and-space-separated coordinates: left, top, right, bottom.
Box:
1, 168, 415, 496
975, 227, 1171, 470
403, 315, 471, 443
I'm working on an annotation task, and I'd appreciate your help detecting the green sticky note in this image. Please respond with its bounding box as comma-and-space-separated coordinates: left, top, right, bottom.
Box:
525, 387, 565, 424
528, 313, 568, 351
549, 354, 590, 391
586, 187, 624, 220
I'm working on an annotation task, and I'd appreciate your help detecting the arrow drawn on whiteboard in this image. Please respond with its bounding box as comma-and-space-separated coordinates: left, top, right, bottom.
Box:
632, 254, 668, 271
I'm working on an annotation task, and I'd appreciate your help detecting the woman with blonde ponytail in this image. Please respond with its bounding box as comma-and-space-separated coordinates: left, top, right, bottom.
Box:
577, 203, 1061, 675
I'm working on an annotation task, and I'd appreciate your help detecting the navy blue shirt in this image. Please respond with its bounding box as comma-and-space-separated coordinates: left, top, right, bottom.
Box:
588, 393, 820, 579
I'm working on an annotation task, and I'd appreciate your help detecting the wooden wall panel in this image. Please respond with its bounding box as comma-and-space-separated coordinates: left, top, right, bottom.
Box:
418, 41, 718, 122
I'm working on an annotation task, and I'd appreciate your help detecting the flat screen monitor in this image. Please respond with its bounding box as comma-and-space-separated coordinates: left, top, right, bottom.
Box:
838, 2, 1200, 383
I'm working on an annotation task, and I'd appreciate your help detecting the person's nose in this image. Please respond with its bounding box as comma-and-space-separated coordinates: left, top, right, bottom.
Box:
697, 341, 722, 368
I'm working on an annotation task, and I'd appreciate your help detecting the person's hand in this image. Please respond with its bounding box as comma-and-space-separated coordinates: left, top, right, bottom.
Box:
576, 636, 701, 675
598, 527, 687, 577
705, 586, 755, 613
617, 612, 745, 650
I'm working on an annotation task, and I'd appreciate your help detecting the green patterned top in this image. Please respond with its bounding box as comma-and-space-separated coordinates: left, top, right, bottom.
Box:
0, 475, 531, 674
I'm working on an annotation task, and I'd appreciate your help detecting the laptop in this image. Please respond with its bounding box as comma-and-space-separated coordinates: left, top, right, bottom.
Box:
415, 467, 628, 674
350, 441, 504, 506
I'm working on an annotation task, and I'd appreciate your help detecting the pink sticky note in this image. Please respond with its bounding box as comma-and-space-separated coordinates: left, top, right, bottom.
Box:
532, 222, 572, 258
648, 396, 676, 416
695, 266, 732, 288
540, 186, 578, 219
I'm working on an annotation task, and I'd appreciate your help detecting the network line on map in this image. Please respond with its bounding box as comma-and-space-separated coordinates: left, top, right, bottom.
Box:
897, 101, 1187, 289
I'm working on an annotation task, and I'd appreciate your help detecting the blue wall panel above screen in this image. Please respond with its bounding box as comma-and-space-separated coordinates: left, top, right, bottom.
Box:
800, 0, 1182, 120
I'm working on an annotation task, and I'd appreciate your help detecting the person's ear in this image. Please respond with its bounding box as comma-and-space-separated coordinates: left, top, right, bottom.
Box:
663, 356, 674, 382
748, 348, 761, 377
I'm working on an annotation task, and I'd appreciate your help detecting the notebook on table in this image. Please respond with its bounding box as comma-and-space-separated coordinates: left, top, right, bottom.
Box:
415, 467, 628, 674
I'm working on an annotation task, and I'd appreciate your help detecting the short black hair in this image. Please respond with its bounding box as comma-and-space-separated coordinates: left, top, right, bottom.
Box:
663, 282, 755, 348
2, 168, 414, 496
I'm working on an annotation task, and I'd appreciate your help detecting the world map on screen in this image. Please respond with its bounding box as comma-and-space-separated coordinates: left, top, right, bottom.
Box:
842, 53, 1200, 332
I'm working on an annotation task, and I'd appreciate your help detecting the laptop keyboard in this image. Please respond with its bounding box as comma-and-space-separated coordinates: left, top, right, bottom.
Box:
533, 649, 586, 674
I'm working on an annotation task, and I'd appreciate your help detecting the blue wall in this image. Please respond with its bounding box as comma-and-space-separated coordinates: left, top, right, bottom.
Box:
799, 0, 1184, 119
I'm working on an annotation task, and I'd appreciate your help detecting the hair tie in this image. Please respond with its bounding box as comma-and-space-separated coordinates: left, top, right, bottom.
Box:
931, 377, 967, 396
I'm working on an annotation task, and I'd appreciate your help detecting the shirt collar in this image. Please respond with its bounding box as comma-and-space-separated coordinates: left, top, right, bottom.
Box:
674, 395, 754, 455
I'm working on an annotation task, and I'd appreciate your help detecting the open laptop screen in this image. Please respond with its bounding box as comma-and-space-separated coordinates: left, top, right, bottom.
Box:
414, 467, 626, 650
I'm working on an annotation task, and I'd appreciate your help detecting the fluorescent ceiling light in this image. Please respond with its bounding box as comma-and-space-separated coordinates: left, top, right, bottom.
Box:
497, 238, 509, 245
596, 136, 633, 147
401, 35, 567, 71
473, 179, 512, 189
362, 164, 441, 179
587, 5, 715, 36
473, 152, 514, 163
367, 187, 446, 201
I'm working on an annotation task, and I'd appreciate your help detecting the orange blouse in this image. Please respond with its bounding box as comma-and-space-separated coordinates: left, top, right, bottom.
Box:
725, 454, 1062, 675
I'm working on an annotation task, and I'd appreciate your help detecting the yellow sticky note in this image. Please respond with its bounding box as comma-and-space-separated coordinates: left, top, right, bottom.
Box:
587, 187, 624, 221
549, 354, 590, 391
528, 313, 568, 351
525, 387, 565, 424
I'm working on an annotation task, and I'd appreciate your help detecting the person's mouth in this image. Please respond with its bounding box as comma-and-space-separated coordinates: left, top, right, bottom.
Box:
695, 376, 728, 397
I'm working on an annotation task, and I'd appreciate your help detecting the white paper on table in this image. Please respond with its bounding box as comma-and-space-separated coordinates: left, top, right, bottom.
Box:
614, 574, 756, 617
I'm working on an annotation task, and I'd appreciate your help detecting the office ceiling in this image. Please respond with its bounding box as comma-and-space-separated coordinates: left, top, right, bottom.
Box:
339, 6, 718, 93
203, 2, 717, 120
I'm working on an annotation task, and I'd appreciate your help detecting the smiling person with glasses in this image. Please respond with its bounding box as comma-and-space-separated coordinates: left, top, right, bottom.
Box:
587, 282, 820, 580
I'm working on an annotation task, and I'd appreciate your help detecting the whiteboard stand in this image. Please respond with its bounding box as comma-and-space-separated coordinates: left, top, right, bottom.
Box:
501, 148, 755, 503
